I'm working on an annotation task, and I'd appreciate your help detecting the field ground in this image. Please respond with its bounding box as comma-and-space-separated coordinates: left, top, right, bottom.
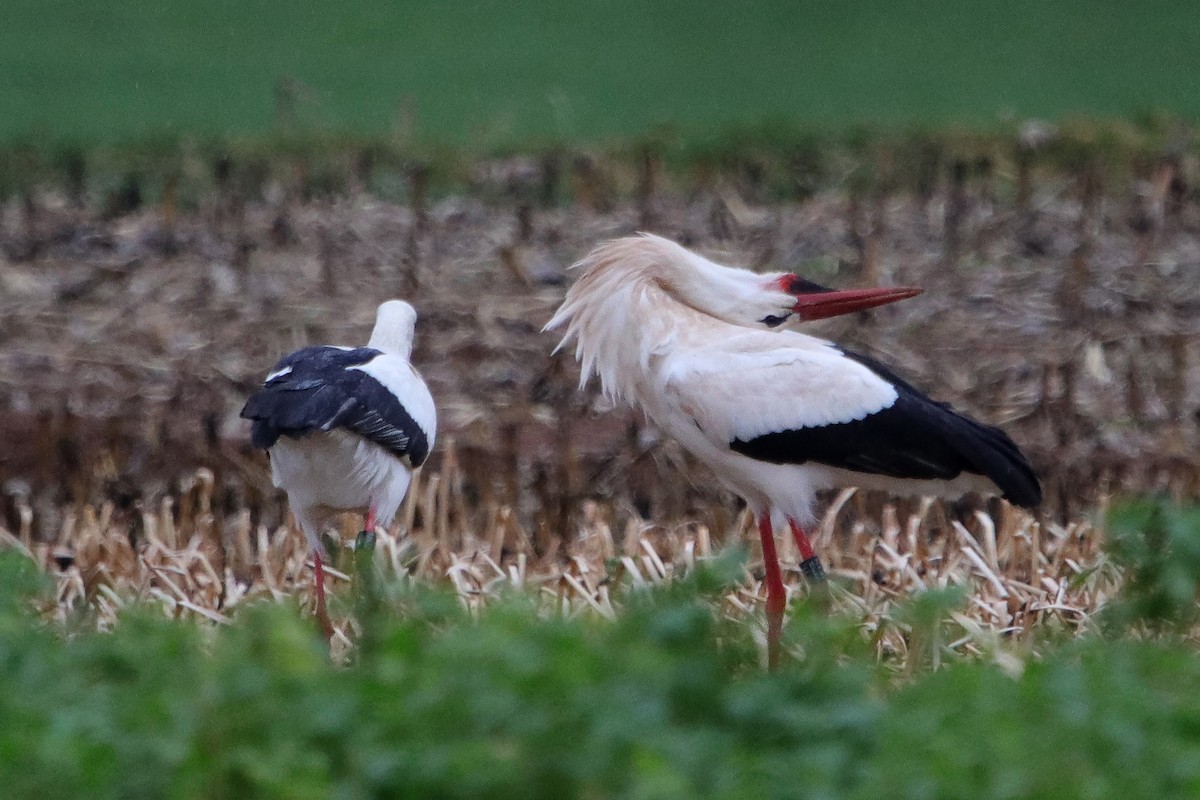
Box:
3, 2, 1200, 145
1, 132, 1197, 629
1, 497, 1199, 799
1, 123, 1199, 795
5, 5, 1200, 794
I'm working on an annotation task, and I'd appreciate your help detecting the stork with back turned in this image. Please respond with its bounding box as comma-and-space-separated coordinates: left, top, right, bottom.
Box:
241, 300, 437, 637
546, 234, 1041, 667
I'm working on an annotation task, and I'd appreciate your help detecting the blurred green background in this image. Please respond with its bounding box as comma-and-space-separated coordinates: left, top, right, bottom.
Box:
4, 0, 1199, 146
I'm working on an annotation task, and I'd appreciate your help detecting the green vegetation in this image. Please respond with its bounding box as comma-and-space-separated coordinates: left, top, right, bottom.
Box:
2, 499, 1200, 799
4, 2, 1198, 202
1103, 499, 1200, 634
6, 7, 1196, 794
4, 1, 1199, 147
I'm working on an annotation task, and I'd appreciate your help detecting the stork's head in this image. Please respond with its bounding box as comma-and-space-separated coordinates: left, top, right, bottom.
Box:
630, 233, 921, 329
545, 234, 921, 400
368, 299, 418, 358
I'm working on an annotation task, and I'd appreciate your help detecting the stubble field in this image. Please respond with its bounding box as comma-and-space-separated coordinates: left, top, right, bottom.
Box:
1, 131, 1199, 798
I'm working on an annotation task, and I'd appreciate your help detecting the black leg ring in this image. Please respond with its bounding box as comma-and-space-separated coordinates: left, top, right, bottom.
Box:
800, 556, 826, 581
355, 529, 377, 552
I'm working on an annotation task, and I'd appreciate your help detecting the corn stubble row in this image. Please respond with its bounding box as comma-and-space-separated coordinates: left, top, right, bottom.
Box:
0, 454, 1113, 669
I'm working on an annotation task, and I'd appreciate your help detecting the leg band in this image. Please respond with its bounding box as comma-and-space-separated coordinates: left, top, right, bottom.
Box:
799, 556, 826, 581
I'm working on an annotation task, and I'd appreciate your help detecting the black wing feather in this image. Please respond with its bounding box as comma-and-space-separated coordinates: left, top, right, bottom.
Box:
730, 349, 1042, 508
240, 346, 430, 466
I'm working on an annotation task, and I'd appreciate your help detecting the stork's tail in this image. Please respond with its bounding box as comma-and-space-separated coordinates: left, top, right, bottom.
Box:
944, 412, 1042, 508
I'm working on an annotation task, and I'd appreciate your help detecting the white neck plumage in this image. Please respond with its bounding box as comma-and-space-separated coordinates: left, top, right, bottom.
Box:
368, 301, 417, 359
546, 235, 759, 404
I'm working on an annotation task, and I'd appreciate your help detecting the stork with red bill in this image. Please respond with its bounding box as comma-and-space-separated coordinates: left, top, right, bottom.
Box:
546, 234, 1040, 667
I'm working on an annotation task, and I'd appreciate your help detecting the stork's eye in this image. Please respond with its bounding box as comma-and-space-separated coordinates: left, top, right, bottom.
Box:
760, 313, 791, 328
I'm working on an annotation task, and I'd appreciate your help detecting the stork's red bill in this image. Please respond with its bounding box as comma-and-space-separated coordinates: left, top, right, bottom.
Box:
546, 234, 1040, 668
779, 275, 924, 322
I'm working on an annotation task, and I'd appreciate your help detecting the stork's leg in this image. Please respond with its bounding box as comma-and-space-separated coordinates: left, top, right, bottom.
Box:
296, 512, 336, 641
757, 512, 786, 671
358, 505, 377, 551
355, 504, 379, 594
312, 550, 335, 641
354, 504, 381, 621
788, 518, 827, 581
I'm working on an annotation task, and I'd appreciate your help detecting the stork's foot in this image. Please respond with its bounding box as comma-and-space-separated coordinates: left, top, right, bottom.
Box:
315, 608, 335, 641
354, 529, 378, 596
356, 508, 378, 589
756, 512, 788, 671
355, 529, 376, 552
353, 527, 382, 622
312, 551, 335, 642
799, 556, 826, 582
765, 609, 783, 672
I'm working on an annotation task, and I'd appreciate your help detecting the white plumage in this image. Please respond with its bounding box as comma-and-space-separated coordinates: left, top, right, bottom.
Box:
267, 329, 436, 546
242, 299, 436, 632
547, 234, 1040, 665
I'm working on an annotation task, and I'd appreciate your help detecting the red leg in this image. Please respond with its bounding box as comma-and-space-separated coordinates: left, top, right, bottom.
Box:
357, 505, 378, 552
757, 512, 786, 670
312, 550, 334, 641
788, 518, 827, 581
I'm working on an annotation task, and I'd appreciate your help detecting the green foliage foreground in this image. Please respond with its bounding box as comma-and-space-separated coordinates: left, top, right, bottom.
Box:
3, 499, 1200, 800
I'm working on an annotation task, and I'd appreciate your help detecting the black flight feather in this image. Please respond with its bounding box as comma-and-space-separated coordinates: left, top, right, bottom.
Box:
729, 349, 1042, 508
240, 346, 430, 467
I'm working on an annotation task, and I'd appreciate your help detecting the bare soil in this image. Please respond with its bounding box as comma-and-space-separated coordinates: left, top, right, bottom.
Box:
1, 164, 1198, 547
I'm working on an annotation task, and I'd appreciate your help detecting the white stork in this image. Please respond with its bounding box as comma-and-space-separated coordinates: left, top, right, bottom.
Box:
241, 300, 437, 636
546, 234, 1040, 665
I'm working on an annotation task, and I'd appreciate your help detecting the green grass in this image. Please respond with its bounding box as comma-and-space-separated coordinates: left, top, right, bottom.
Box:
3, 1, 1200, 147
2, 499, 1200, 799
